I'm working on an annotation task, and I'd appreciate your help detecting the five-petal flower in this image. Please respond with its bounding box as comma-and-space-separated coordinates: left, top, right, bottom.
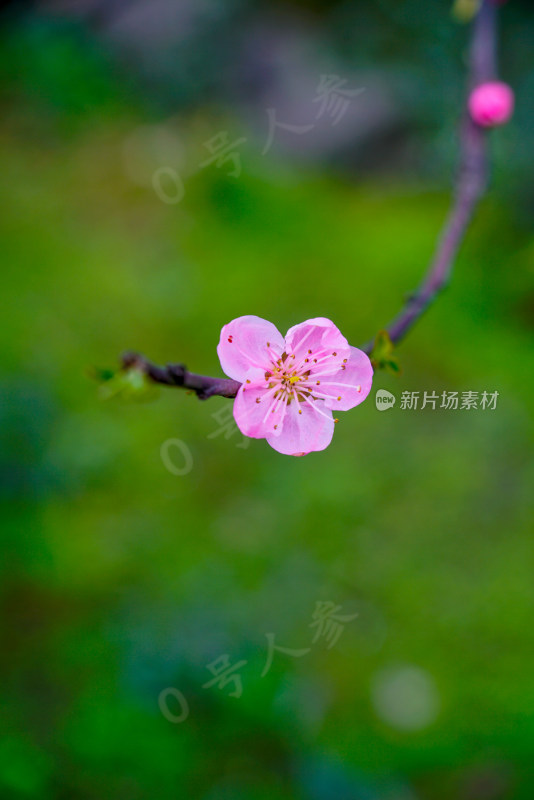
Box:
217, 316, 373, 456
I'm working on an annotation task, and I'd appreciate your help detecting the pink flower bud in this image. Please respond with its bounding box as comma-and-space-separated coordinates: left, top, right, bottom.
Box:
468, 81, 515, 127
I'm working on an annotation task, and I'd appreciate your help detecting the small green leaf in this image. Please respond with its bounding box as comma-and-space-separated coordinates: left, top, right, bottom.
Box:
452, 0, 481, 23
91, 365, 159, 402
369, 330, 402, 375
87, 366, 116, 383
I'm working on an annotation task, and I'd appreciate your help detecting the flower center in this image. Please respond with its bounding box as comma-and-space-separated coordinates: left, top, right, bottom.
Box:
265, 351, 313, 405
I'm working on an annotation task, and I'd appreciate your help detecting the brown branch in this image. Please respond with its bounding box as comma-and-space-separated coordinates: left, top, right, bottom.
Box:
121, 352, 240, 400
119, 0, 499, 399
361, 0, 497, 354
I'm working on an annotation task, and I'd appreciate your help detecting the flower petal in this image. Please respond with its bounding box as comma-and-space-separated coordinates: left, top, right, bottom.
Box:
217, 316, 285, 383
317, 346, 374, 411
266, 397, 335, 456
285, 317, 350, 362
233, 382, 285, 439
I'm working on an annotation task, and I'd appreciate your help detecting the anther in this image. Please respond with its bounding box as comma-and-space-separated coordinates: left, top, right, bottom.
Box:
316, 381, 321, 385
332, 352, 337, 356
337, 396, 341, 401
356, 385, 361, 392
334, 418, 339, 423
246, 379, 251, 383
255, 398, 261, 404
274, 424, 278, 429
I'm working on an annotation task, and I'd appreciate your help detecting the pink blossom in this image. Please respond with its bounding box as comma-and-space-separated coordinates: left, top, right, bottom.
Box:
468, 81, 514, 128
217, 316, 373, 456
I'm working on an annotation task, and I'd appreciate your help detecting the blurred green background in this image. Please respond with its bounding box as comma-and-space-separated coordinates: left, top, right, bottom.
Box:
1, 0, 534, 798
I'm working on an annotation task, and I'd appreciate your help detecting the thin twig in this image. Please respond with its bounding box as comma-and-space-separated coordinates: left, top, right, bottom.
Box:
119, 0, 498, 399
361, 0, 496, 354
121, 352, 240, 400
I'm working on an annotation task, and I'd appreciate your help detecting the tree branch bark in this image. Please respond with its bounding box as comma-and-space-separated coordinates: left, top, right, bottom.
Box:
121, 352, 240, 400
119, 0, 499, 399
360, 0, 497, 354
